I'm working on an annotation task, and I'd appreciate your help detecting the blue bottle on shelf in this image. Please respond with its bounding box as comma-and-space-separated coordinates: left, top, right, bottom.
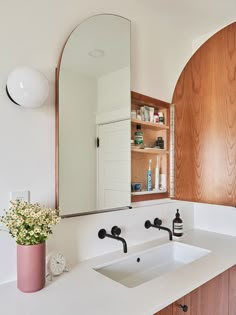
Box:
147, 159, 152, 191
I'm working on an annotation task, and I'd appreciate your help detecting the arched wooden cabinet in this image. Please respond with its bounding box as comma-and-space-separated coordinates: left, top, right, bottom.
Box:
173, 22, 236, 206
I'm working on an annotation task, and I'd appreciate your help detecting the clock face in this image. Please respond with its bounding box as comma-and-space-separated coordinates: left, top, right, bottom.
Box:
48, 253, 66, 276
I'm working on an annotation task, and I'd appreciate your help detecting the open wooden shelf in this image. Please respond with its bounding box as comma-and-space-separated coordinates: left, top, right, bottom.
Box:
131, 190, 167, 195
131, 118, 169, 130
131, 147, 169, 154
131, 91, 170, 202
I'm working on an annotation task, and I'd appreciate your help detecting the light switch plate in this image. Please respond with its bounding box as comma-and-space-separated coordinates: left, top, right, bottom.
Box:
10, 190, 30, 203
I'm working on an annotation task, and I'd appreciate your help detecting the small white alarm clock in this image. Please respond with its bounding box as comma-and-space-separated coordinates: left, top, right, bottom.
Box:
47, 252, 69, 280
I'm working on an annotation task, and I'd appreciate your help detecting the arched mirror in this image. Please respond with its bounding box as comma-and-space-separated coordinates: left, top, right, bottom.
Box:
56, 14, 131, 216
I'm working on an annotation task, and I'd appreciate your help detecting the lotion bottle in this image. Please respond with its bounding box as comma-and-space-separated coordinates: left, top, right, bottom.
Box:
147, 159, 152, 191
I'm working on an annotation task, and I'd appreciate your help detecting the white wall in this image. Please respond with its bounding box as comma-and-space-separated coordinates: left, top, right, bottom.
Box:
48, 200, 194, 267
0, 0, 235, 284
194, 203, 236, 236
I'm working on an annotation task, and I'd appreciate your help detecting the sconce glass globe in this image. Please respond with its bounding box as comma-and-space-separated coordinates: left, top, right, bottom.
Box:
6, 66, 49, 108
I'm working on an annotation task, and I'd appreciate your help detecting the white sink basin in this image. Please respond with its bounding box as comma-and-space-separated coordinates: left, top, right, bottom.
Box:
94, 242, 210, 288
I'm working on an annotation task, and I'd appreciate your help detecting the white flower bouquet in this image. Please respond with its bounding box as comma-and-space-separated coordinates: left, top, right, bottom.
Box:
0, 200, 60, 245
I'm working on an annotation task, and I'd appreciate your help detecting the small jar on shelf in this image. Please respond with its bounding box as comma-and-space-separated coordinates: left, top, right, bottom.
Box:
156, 137, 164, 149
158, 111, 164, 124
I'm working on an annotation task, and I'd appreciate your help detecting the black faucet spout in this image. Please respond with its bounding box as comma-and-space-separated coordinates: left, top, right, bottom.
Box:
105, 234, 127, 253
116, 236, 128, 253
157, 225, 173, 241
98, 228, 128, 253
144, 219, 173, 241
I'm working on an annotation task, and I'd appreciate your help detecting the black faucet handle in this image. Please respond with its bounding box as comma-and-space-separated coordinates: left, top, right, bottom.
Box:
98, 229, 107, 239
145, 220, 152, 229
154, 218, 162, 226
111, 226, 121, 236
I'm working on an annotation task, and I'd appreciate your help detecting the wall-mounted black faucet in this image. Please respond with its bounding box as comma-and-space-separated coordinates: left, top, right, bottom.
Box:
98, 226, 128, 253
145, 218, 173, 241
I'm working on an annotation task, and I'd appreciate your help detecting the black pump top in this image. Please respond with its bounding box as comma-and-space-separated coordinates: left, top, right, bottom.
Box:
136, 124, 141, 130
176, 209, 180, 218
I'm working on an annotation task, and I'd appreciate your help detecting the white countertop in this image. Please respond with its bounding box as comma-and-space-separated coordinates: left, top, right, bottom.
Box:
1, 229, 236, 315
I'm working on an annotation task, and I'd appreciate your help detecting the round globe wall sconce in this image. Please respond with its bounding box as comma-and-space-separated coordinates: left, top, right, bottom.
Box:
6, 66, 49, 108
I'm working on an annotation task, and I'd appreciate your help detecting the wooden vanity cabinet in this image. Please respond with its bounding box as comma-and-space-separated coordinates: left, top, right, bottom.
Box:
190, 269, 228, 315
154, 266, 236, 315
131, 91, 170, 202
155, 305, 173, 315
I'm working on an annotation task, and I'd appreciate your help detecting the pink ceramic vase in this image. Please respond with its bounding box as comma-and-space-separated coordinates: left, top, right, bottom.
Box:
17, 242, 46, 293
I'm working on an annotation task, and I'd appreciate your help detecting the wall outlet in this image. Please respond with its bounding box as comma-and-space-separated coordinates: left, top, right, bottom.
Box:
10, 191, 30, 203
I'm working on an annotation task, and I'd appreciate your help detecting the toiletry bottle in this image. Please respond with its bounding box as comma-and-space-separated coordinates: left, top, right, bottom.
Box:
134, 124, 144, 146
156, 137, 164, 149
153, 112, 159, 123
147, 159, 152, 191
144, 106, 149, 121
154, 156, 160, 191
173, 209, 183, 237
149, 107, 154, 122
159, 157, 167, 191
158, 111, 164, 124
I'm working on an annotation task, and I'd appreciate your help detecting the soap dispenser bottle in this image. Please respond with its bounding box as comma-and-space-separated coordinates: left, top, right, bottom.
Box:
173, 209, 183, 237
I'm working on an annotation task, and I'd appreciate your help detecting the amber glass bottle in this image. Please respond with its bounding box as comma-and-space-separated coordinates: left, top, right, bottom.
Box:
173, 209, 183, 237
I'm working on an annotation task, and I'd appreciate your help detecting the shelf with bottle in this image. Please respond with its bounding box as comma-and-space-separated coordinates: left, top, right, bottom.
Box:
131, 91, 170, 202
131, 118, 169, 131
131, 91, 169, 129
131, 155, 168, 202
132, 123, 168, 154
131, 147, 169, 154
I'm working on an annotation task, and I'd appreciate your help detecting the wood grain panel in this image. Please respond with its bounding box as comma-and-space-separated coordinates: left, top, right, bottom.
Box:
173, 22, 236, 206
229, 265, 236, 315
190, 270, 229, 315
154, 304, 173, 315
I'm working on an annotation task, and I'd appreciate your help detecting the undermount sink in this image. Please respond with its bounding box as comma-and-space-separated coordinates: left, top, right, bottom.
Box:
94, 242, 210, 288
